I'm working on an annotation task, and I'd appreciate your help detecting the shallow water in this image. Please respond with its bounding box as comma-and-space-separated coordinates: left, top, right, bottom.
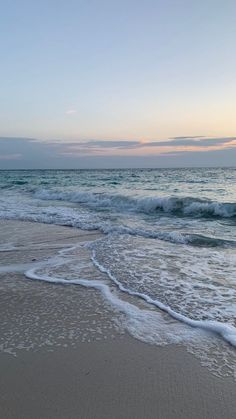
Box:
0, 168, 236, 377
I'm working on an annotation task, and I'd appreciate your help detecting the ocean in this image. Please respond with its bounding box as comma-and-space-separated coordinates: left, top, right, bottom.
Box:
0, 167, 236, 377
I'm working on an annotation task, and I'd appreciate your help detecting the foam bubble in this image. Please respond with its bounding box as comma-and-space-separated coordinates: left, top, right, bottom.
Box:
91, 252, 236, 348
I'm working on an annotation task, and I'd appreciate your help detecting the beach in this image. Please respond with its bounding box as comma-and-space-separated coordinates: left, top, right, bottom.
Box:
2, 0, 236, 415
0, 220, 235, 419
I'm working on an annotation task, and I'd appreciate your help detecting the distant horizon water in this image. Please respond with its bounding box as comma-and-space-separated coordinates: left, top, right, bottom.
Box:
1, 165, 236, 170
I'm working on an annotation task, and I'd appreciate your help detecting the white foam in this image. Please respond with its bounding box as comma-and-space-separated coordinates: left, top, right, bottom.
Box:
25, 263, 202, 348
91, 253, 236, 348
23, 246, 236, 379
35, 189, 236, 218
0, 193, 235, 249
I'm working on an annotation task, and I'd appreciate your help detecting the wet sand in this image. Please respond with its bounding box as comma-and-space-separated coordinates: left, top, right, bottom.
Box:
0, 220, 235, 419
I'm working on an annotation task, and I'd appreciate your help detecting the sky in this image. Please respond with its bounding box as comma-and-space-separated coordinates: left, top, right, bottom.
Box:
0, 0, 236, 168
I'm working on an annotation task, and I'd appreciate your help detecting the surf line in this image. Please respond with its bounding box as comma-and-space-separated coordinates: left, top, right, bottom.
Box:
25, 249, 236, 350
91, 251, 236, 348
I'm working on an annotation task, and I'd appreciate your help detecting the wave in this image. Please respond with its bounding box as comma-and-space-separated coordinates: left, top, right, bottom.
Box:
25, 256, 236, 349
90, 252, 236, 348
1, 202, 235, 248
97, 225, 236, 248
34, 189, 236, 219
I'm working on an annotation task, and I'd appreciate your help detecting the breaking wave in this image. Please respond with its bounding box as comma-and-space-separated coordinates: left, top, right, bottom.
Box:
34, 190, 236, 219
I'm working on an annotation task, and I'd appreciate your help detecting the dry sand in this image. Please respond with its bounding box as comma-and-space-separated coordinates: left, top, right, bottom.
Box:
0, 220, 235, 419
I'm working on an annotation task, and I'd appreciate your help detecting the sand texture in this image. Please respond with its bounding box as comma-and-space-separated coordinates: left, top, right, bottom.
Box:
0, 220, 235, 419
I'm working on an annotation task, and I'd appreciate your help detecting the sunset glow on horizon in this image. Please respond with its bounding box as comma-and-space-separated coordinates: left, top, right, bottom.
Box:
0, 0, 235, 168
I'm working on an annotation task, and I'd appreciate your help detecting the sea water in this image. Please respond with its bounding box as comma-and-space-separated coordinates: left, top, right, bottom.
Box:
0, 168, 236, 377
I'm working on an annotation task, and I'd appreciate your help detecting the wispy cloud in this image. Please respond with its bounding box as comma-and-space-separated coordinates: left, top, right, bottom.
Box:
0, 153, 22, 160
57, 136, 236, 154
65, 109, 77, 115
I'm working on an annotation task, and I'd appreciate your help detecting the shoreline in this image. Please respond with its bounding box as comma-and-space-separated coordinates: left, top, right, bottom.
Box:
0, 220, 236, 418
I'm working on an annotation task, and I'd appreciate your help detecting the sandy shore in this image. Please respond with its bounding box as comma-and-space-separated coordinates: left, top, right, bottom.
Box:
0, 220, 235, 419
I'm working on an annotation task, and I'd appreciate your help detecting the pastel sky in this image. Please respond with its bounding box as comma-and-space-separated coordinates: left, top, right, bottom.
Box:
0, 0, 236, 168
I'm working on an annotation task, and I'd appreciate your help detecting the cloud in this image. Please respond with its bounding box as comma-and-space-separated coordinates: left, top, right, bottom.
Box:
172, 136, 205, 140
0, 136, 235, 168
57, 140, 140, 150
65, 109, 77, 115
0, 153, 22, 160
137, 136, 236, 148
54, 136, 236, 153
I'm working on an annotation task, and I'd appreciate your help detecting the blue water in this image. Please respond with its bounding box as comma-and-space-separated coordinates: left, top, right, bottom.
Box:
0, 168, 236, 373
1, 168, 235, 243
